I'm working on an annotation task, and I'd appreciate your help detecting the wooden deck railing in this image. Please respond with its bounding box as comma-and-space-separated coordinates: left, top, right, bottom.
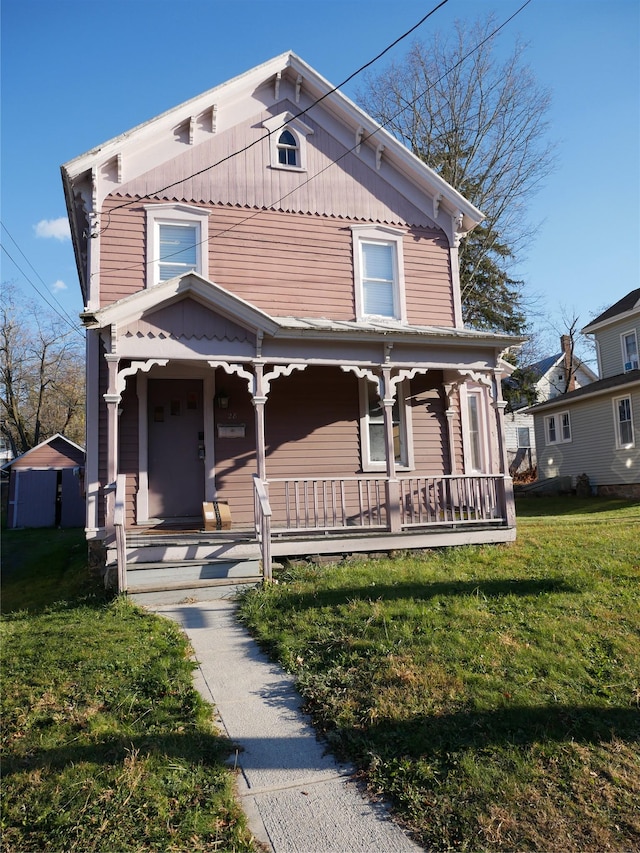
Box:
263, 474, 507, 534
253, 474, 273, 581
399, 475, 504, 527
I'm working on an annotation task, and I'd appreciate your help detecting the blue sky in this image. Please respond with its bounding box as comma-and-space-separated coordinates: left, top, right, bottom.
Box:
1, 0, 638, 358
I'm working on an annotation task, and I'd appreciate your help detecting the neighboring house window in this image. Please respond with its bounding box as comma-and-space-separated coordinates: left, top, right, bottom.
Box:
262, 112, 313, 171
517, 427, 531, 448
277, 130, 298, 166
614, 396, 634, 448
621, 330, 639, 372
360, 379, 412, 469
351, 226, 406, 322
545, 411, 571, 445
145, 204, 210, 287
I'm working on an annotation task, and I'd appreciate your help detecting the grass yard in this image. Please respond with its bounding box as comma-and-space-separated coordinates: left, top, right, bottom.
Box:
239, 497, 640, 852
1, 528, 256, 853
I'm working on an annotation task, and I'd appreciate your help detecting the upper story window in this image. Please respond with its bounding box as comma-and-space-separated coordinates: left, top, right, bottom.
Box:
614, 395, 634, 448
145, 204, 210, 287
351, 226, 406, 322
545, 411, 571, 445
621, 330, 639, 372
277, 130, 299, 166
262, 112, 313, 172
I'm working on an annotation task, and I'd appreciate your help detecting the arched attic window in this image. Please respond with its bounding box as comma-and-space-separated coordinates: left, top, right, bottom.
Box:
262, 112, 313, 171
277, 129, 299, 166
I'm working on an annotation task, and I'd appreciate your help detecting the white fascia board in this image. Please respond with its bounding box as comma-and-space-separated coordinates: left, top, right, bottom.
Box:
82, 273, 280, 336
581, 305, 640, 334
285, 53, 484, 232
3, 433, 85, 469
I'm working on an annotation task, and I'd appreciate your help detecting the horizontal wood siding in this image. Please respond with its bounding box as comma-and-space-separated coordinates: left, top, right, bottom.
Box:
11, 438, 84, 470
409, 372, 449, 474
100, 198, 454, 326
535, 389, 640, 486
213, 372, 257, 524
596, 318, 640, 378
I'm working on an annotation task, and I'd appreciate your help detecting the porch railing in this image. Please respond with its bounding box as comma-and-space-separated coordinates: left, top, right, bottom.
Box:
399, 475, 504, 527
253, 474, 273, 581
264, 474, 506, 533
111, 474, 127, 593
266, 476, 388, 532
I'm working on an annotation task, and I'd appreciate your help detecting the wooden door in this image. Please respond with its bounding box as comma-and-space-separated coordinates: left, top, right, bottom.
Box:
148, 379, 205, 518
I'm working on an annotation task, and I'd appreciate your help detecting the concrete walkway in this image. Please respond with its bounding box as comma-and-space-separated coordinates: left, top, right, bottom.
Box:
153, 600, 422, 853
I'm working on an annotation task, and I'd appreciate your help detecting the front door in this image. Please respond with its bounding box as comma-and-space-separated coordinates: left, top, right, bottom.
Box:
148, 378, 205, 518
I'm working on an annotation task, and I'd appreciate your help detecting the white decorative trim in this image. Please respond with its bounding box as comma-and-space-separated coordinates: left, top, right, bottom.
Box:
262, 363, 307, 396
355, 126, 364, 153
211, 104, 218, 133
115, 359, 168, 398
376, 144, 385, 171
208, 361, 255, 396
341, 365, 379, 386
433, 193, 442, 221
274, 71, 281, 99
295, 74, 303, 103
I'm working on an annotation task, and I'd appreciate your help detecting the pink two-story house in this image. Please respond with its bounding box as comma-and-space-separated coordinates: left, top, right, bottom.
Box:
62, 52, 519, 603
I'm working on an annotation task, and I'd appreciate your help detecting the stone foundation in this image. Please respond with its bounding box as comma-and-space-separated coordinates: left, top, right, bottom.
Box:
596, 483, 640, 500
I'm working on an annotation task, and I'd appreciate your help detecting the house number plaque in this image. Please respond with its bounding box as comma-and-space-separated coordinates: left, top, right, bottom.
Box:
217, 424, 246, 438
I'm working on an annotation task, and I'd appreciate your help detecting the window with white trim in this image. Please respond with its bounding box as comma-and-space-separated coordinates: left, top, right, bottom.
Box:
614, 395, 634, 448
145, 204, 210, 287
517, 426, 531, 448
360, 379, 412, 469
262, 112, 313, 171
621, 330, 639, 372
545, 411, 571, 445
467, 391, 484, 471
352, 226, 406, 322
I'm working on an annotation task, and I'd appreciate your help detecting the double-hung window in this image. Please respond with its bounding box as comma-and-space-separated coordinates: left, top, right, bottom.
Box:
614, 395, 634, 448
360, 379, 412, 470
145, 204, 210, 287
352, 226, 406, 322
621, 330, 639, 372
545, 411, 571, 445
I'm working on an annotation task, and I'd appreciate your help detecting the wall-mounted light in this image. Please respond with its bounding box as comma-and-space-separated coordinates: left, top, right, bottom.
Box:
216, 392, 229, 409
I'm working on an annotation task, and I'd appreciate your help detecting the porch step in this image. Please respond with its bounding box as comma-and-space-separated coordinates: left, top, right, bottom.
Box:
124, 557, 262, 606
127, 576, 263, 606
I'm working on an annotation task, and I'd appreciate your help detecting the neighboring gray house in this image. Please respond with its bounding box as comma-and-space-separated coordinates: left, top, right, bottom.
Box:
504, 335, 597, 476
527, 290, 640, 497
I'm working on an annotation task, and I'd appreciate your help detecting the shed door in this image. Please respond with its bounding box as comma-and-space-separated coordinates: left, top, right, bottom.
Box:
12, 469, 57, 527
148, 379, 205, 519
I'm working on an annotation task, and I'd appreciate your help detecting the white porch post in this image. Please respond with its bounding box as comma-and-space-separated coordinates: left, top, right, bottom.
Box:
103, 353, 121, 532
492, 372, 516, 527
443, 382, 459, 474
381, 367, 401, 533
252, 363, 267, 482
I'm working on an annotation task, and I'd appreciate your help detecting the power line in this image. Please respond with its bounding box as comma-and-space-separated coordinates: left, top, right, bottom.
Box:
98, 0, 450, 232
0, 224, 84, 339
96, 0, 534, 281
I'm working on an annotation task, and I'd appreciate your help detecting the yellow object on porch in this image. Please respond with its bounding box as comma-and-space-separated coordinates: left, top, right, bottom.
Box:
202, 501, 232, 531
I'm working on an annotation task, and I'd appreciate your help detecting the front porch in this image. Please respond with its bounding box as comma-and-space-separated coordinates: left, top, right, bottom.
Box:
111, 471, 515, 604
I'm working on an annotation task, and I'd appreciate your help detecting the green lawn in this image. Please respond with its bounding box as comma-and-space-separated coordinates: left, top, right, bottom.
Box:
1, 528, 256, 853
238, 496, 640, 852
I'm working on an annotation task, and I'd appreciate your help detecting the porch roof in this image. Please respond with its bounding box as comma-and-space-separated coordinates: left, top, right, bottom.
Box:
81, 271, 522, 356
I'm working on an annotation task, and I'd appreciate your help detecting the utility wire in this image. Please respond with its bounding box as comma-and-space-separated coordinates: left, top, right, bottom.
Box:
98, 0, 450, 231
0, 225, 84, 339
98, 0, 534, 280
